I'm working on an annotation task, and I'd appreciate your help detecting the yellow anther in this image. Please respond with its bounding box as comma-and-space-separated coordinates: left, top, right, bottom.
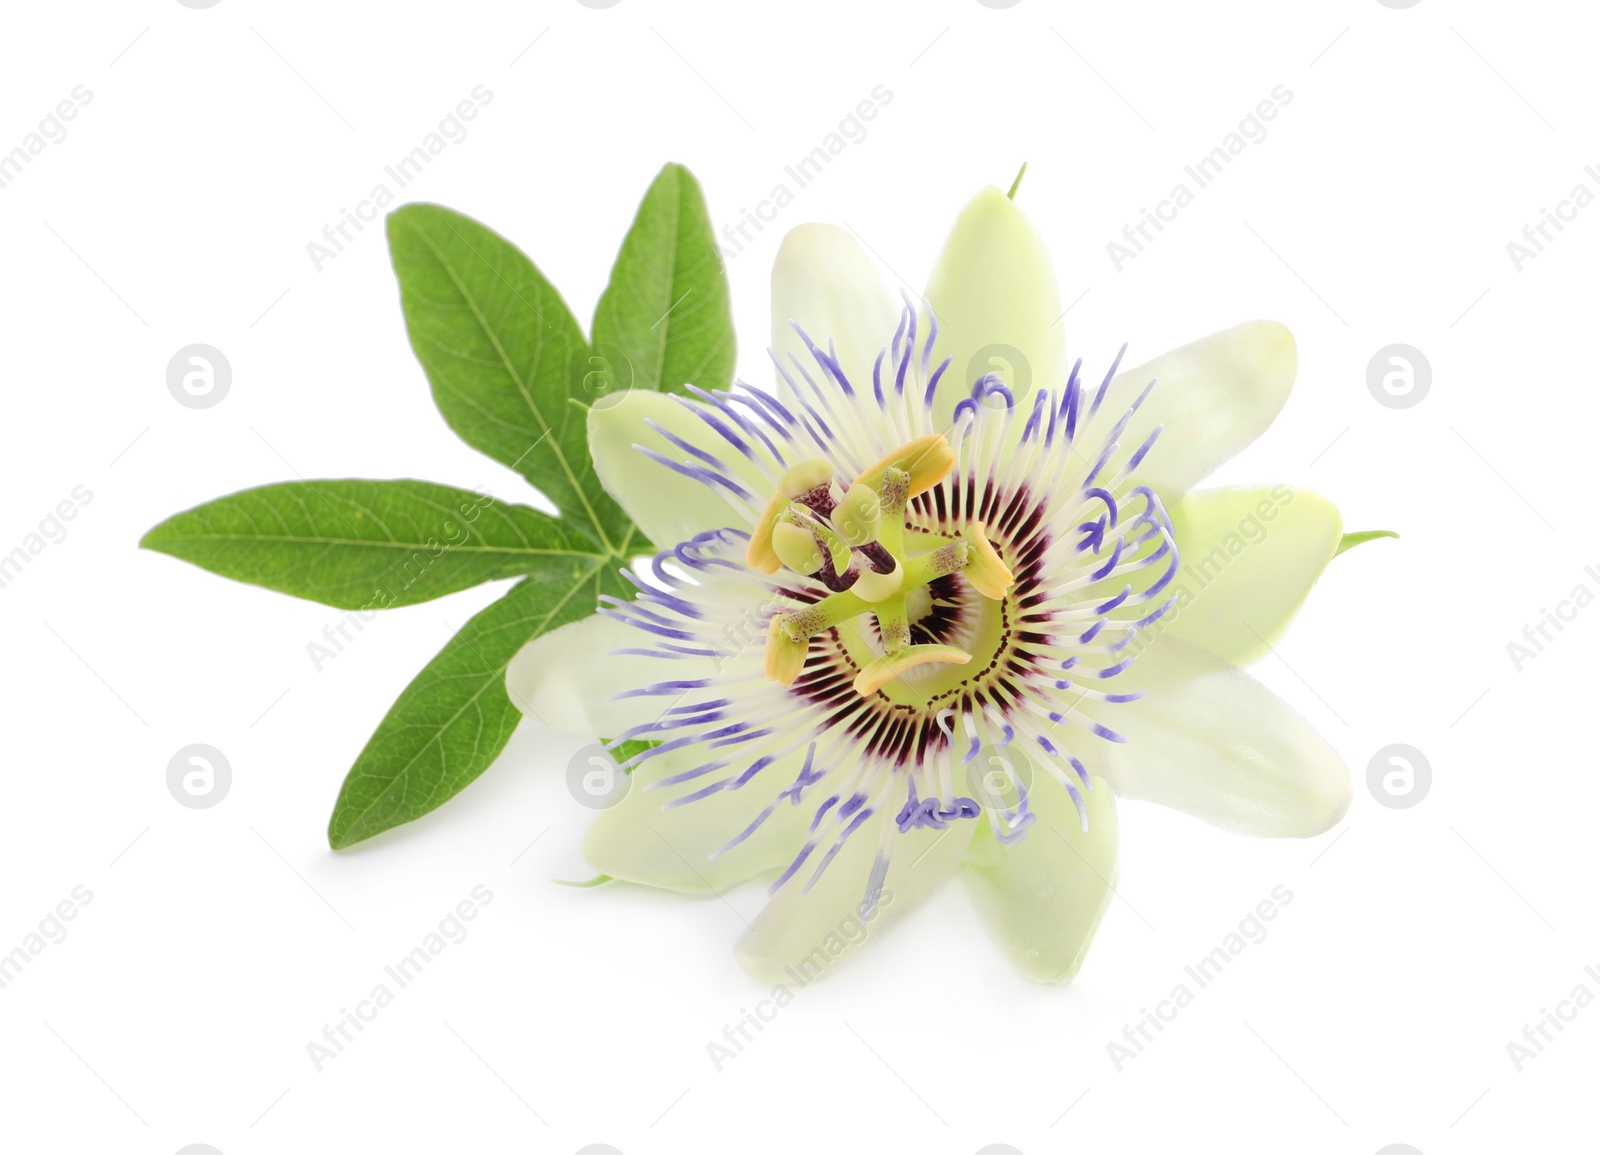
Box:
851, 560, 903, 603
833, 482, 882, 547
779, 459, 834, 499
745, 490, 786, 573
853, 433, 955, 498
853, 644, 972, 697
960, 522, 1014, 600
771, 521, 825, 575
764, 617, 808, 686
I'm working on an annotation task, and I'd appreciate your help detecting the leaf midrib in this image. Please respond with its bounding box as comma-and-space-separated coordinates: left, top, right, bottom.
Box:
147, 532, 603, 559
403, 215, 618, 554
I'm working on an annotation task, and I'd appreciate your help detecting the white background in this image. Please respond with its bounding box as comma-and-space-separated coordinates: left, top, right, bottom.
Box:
1, 1, 1594, 1153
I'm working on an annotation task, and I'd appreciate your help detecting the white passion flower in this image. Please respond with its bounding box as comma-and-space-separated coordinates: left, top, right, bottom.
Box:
509, 187, 1355, 984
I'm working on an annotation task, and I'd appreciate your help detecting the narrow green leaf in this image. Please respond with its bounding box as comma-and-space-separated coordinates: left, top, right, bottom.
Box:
387, 204, 632, 551
327, 559, 628, 848
1334, 529, 1399, 558
591, 162, 735, 398
140, 479, 600, 609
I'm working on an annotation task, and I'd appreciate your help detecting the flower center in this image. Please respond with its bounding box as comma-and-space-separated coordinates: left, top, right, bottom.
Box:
749, 434, 1016, 698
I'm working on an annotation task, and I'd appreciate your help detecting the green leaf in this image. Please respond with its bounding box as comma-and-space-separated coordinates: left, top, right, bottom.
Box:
1334, 529, 1399, 558
140, 479, 599, 610
327, 559, 628, 848
591, 162, 735, 398
387, 204, 633, 552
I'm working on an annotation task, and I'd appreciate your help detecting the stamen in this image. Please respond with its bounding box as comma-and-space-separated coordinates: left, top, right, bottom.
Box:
960, 521, 1015, 600
779, 459, 834, 498
771, 521, 825, 575
764, 617, 808, 686
852, 433, 955, 497
834, 481, 881, 547
745, 489, 786, 572
853, 644, 972, 696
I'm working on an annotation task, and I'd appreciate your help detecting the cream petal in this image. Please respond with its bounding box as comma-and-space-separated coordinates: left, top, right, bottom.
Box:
1082, 320, 1298, 500
505, 611, 713, 738
587, 388, 769, 549
1163, 486, 1343, 666
735, 816, 973, 985
924, 186, 1066, 424
581, 747, 826, 895
961, 774, 1119, 984
1077, 634, 1351, 837
771, 223, 898, 398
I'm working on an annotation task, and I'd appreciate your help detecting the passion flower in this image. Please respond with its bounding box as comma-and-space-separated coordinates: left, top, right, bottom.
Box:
510, 187, 1359, 983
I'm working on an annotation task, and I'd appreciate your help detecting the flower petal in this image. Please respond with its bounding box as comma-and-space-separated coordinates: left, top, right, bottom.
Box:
1163, 486, 1343, 666
587, 388, 767, 548
506, 611, 712, 737
961, 775, 1119, 983
924, 186, 1066, 423
735, 818, 973, 984
771, 223, 897, 397
1085, 320, 1298, 500
581, 749, 825, 895
1080, 634, 1351, 837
